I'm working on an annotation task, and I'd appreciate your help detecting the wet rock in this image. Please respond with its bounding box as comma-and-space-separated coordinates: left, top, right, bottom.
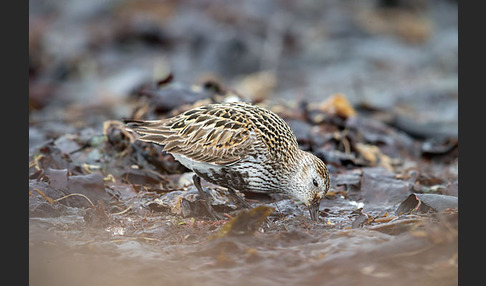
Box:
105, 182, 138, 201
54, 135, 81, 154
270, 199, 305, 218
332, 169, 362, 191
70, 173, 109, 201
121, 168, 162, 186
395, 193, 458, 214
315, 148, 366, 168
392, 114, 458, 140
421, 137, 458, 160
44, 168, 69, 190
29, 127, 47, 151
38, 171, 111, 208
351, 212, 371, 229
443, 179, 458, 197
30, 141, 72, 173
346, 115, 418, 158
29, 201, 68, 218
29, 180, 64, 205
359, 167, 411, 206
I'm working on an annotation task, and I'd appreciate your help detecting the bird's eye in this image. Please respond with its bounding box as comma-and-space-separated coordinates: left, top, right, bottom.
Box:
313, 178, 318, 187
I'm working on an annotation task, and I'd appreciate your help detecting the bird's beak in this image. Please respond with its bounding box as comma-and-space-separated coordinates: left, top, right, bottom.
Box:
308, 200, 321, 221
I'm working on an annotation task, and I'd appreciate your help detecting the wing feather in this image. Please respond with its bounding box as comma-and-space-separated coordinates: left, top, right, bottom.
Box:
124, 104, 255, 165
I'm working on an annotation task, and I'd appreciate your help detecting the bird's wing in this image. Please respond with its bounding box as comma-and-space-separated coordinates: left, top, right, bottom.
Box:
124, 104, 256, 165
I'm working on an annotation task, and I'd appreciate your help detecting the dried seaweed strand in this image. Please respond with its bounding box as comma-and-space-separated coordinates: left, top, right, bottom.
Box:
53, 193, 95, 207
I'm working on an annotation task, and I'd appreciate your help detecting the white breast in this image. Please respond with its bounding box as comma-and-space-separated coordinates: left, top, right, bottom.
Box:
171, 153, 223, 173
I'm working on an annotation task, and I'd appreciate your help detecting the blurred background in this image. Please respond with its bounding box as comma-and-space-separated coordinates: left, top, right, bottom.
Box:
29, 0, 457, 140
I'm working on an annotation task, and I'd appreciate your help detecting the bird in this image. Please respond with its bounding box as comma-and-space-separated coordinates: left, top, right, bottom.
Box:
124, 101, 330, 221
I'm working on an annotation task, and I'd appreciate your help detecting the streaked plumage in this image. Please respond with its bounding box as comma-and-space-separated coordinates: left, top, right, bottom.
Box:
124, 101, 330, 221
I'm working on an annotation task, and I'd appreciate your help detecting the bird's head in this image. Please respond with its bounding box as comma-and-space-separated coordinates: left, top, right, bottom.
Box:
288, 150, 330, 221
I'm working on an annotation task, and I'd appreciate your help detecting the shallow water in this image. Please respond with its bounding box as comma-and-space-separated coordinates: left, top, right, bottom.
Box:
29, 205, 457, 286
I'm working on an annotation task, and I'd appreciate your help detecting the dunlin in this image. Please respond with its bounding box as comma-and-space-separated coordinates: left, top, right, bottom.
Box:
125, 101, 330, 221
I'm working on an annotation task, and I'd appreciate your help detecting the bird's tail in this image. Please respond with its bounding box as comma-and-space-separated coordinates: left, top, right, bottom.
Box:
122, 119, 173, 146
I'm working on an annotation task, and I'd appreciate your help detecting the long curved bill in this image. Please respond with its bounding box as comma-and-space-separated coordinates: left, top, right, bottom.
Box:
308, 201, 320, 221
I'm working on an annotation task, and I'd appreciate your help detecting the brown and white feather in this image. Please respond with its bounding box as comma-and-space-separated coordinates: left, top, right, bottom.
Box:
125, 102, 299, 165
124, 101, 330, 212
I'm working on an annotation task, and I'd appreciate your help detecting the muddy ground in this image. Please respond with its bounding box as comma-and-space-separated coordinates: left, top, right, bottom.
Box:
29, 1, 458, 285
